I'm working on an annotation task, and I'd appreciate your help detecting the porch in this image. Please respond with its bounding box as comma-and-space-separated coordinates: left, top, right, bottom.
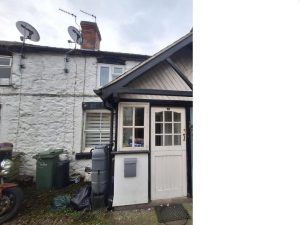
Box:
94, 31, 193, 207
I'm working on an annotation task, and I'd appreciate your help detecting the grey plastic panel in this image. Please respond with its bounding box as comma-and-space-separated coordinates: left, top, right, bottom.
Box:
124, 158, 137, 177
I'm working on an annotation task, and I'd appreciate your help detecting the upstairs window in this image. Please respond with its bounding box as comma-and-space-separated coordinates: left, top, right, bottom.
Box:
0, 55, 12, 85
98, 64, 124, 86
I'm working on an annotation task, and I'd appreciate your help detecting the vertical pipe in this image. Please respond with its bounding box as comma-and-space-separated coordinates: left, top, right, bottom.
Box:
186, 106, 192, 197
148, 105, 151, 201
103, 100, 114, 209
114, 103, 118, 151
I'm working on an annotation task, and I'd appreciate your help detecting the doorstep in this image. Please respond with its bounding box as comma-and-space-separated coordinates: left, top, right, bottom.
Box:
113, 197, 192, 211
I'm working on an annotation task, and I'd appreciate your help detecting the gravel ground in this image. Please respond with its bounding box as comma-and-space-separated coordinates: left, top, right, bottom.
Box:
3, 183, 193, 225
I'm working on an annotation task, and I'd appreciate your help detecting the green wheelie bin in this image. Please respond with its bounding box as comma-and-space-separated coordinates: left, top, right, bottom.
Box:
33, 149, 63, 190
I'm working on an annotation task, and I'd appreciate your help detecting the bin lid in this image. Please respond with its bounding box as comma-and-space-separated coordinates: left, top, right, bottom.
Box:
33, 149, 64, 159
0, 142, 13, 151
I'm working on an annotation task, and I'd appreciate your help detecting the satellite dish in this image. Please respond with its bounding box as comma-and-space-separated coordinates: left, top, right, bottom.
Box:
16, 21, 40, 42
68, 26, 82, 45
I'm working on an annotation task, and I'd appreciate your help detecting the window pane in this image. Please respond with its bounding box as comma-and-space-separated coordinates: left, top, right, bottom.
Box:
174, 112, 181, 122
100, 132, 110, 144
135, 107, 144, 126
155, 123, 163, 134
165, 111, 172, 122
0, 58, 10, 66
85, 131, 100, 147
165, 135, 172, 146
86, 113, 100, 130
0, 68, 11, 78
100, 113, 111, 129
165, 123, 172, 134
174, 123, 181, 134
100, 66, 109, 86
174, 135, 181, 145
123, 107, 133, 126
135, 128, 144, 147
123, 128, 133, 147
155, 112, 163, 122
155, 135, 163, 146
113, 67, 123, 74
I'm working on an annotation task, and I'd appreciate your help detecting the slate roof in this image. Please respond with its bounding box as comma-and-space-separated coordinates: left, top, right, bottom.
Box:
0, 40, 150, 61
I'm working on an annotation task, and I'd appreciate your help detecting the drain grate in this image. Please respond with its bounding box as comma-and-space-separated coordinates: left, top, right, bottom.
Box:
154, 203, 190, 223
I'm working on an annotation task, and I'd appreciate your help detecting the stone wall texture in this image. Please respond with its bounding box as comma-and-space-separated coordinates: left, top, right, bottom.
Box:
0, 52, 140, 177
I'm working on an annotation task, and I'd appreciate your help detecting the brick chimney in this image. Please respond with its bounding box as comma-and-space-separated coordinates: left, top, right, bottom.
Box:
80, 21, 101, 50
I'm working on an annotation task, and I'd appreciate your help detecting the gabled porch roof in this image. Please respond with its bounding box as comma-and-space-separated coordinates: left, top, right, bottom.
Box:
94, 31, 193, 103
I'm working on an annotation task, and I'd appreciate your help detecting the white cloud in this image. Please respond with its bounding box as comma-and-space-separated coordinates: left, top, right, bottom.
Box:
0, 0, 192, 55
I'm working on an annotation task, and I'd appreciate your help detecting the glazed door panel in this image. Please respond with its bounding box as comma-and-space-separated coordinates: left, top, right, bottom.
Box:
151, 107, 187, 200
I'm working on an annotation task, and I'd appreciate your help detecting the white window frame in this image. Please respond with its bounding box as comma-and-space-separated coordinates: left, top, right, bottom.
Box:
0, 55, 12, 85
97, 63, 125, 87
117, 102, 149, 151
82, 109, 112, 151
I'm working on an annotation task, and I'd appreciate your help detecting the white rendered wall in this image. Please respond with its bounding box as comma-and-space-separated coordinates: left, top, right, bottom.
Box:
113, 154, 148, 206
125, 60, 141, 71
0, 52, 140, 177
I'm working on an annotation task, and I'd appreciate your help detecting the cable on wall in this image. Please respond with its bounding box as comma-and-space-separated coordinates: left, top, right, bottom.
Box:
71, 57, 78, 155
82, 56, 87, 102
62, 56, 70, 146
15, 53, 25, 152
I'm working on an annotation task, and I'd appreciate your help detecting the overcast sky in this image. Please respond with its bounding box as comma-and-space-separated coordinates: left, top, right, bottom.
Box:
0, 0, 192, 55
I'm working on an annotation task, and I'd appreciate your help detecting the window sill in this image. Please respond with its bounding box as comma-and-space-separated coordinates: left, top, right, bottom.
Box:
75, 152, 92, 160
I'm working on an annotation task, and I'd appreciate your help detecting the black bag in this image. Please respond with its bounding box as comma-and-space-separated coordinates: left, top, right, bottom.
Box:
70, 185, 91, 211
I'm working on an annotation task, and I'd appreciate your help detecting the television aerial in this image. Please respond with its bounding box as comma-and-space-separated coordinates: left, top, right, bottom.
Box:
16, 21, 40, 42
80, 10, 96, 22
67, 26, 83, 45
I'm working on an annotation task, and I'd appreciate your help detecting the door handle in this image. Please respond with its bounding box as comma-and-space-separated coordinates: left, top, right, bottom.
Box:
183, 129, 186, 141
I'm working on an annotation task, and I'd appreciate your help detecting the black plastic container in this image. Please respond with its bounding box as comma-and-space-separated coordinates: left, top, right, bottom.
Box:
91, 145, 109, 208
54, 160, 70, 189
91, 170, 108, 194
91, 193, 105, 209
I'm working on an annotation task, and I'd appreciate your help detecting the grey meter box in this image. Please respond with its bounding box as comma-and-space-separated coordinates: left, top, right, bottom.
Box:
124, 158, 137, 177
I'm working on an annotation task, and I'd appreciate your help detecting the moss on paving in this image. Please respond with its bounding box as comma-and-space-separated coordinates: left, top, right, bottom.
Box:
3, 182, 193, 225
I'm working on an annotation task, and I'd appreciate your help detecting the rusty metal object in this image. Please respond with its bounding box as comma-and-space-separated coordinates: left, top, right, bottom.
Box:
0, 183, 18, 197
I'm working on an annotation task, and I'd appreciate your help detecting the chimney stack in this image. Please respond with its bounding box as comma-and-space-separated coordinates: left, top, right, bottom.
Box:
80, 21, 101, 50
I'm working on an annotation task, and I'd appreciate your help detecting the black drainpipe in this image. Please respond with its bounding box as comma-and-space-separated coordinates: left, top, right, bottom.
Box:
103, 99, 115, 210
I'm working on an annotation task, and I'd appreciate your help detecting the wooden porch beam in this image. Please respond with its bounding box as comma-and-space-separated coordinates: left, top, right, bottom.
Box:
115, 88, 193, 97
166, 58, 193, 90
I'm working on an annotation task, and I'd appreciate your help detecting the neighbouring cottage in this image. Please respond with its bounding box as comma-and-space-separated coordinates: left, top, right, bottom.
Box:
0, 21, 149, 176
95, 31, 193, 206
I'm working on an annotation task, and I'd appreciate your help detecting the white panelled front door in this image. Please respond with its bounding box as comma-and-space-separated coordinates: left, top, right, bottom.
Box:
151, 107, 187, 200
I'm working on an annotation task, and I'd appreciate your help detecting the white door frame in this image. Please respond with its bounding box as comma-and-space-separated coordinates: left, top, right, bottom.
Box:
150, 107, 187, 200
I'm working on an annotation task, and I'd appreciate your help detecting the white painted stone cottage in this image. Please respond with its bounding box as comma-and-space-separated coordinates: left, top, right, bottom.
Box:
0, 21, 149, 176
